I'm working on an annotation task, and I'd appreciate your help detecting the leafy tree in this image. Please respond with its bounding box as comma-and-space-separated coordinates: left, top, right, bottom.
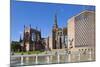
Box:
11, 41, 21, 52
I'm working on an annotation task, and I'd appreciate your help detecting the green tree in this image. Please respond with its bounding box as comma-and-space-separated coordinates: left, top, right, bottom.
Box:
11, 41, 21, 52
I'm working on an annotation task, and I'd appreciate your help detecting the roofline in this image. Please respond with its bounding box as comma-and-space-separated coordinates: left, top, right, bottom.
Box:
73, 10, 95, 18
67, 10, 95, 24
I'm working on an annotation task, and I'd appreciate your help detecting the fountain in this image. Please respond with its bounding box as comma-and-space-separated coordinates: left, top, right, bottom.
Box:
21, 56, 24, 65
35, 55, 38, 64
46, 56, 50, 64
57, 54, 60, 63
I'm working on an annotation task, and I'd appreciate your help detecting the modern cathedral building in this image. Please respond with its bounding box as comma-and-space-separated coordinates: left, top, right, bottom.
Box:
67, 10, 95, 52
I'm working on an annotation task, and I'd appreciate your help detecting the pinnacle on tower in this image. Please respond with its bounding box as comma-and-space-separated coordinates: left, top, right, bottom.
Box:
24, 25, 25, 29
29, 24, 31, 28
19, 34, 22, 42
53, 13, 58, 29
36, 26, 38, 30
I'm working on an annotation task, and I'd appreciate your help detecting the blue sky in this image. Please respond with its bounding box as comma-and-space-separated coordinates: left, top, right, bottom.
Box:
11, 0, 95, 41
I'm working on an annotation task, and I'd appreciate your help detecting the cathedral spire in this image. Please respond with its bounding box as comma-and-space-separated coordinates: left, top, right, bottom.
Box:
29, 24, 31, 28
53, 13, 58, 29
19, 34, 22, 42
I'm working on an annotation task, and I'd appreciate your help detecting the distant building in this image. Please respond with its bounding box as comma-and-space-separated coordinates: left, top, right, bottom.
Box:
67, 10, 95, 51
48, 36, 53, 50
52, 14, 67, 49
44, 36, 53, 51
44, 37, 49, 51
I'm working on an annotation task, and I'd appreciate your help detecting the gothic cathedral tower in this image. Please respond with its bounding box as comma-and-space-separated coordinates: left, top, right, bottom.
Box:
52, 14, 58, 49
23, 25, 32, 51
